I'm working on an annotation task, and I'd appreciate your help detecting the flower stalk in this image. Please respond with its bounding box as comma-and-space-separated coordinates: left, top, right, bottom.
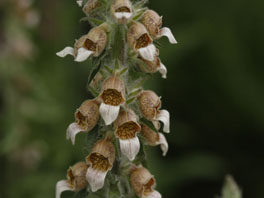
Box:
55, 0, 177, 197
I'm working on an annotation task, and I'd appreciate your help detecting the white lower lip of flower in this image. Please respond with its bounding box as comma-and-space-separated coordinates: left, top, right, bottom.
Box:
158, 63, 167, 79
99, 103, 120, 125
56, 47, 74, 58
143, 190, 162, 198
86, 167, 108, 192
119, 136, 140, 161
138, 44, 156, 62
75, 47, 94, 62
157, 133, 168, 156
156, 110, 170, 133
159, 27, 177, 44
66, 122, 85, 145
76, 0, 83, 7
56, 180, 73, 198
114, 12, 132, 19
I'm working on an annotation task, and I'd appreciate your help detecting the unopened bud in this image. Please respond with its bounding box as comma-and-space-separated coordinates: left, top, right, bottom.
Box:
83, 0, 101, 15
111, 0, 133, 23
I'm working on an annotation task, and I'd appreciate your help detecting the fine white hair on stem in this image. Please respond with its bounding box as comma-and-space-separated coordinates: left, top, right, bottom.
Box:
159, 27, 177, 44
156, 110, 170, 133
99, 103, 120, 125
86, 167, 108, 192
56, 180, 73, 198
119, 137, 140, 161
66, 122, 85, 145
56, 47, 74, 58
138, 44, 156, 62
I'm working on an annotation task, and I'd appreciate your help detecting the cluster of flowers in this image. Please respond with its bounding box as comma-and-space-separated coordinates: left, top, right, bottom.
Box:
55, 0, 176, 197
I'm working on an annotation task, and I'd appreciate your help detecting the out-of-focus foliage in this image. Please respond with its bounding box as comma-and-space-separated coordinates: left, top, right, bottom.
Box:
0, 0, 264, 198
221, 175, 242, 198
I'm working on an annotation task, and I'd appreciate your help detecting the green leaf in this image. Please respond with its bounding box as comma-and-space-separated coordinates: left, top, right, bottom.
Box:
140, 118, 158, 133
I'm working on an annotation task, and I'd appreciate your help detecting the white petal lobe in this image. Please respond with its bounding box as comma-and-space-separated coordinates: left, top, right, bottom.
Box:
159, 27, 177, 44
56, 47, 74, 58
56, 180, 73, 198
99, 103, 120, 125
76, 0, 83, 7
114, 12, 132, 19
156, 110, 170, 133
66, 122, 85, 145
158, 63, 167, 79
138, 44, 156, 61
75, 47, 94, 62
119, 137, 140, 161
143, 190, 162, 198
158, 133, 169, 156
86, 167, 107, 192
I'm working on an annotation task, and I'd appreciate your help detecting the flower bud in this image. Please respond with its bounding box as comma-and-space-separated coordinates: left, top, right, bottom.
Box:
98, 76, 126, 125
141, 124, 168, 156
137, 90, 170, 133
86, 138, 115, 192
141, 10, 177, 44
130, 166, 162, 198
114, 109, 141, 161
66, 100, 99, 145
127, 22, 156, 61
111, 0, 133, 23
83, 0, 101, 15
56, 162, 88, 198
56, 24, 107, 62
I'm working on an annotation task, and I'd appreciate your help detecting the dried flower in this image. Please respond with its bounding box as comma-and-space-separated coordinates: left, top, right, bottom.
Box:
56, 24, 107, 62
114, 109, 141, 161
141, 10, 177, 44
56, 162, 88, 198
130, 166, 162, 198
83, 0, 101, 15
127, 22, 156, 61
98, 76, 126, 125
86, 138, 115, 192
67, 100, 100, 145
141, 123, 168, 156
111, 0, 133, 23
137, 90, 170, 133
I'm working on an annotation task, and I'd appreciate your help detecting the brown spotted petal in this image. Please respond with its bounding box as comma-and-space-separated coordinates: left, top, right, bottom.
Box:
137, 90, 170, 133
141, 9, 177, 44
56, 162, 88, 198
130, 166, 162, 198
114, 109, 141, 161
127, 22, 156, 61
85, 138, 115, 192
141, 124, 168, 156
111, 0, 133, 23
66, 100, 99, 145
56, 25, 107, 62
99, 76, 126, 125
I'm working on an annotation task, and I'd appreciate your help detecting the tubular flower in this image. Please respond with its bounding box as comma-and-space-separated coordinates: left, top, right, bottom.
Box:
141, 123, 168, 156
137, 90, 170, 133
127, 22, 156, 61
114, 109, 141, 161
56, 24, 107, 62
141, 10, 177, 44
111, 0, 133, 23
98, 76, 126, 125
130, 166, 162, 198
85, 138, 115, 192
138, 50, 167, 79
67, 100, 99, 145
82, 0, 101, 15
56, 162, 88, 198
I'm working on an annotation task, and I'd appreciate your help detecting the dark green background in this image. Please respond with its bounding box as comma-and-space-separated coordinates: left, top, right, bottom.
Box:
0, 0, 264, 197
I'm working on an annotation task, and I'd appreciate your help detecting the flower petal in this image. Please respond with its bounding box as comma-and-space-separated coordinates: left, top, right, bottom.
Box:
159, 27, 177, 44
56, 180, 73, 198
158, 63, 167, 79
158, 133, 168, 156
56, 47, 74, 58
75, 47, 94, 62
114, 12, 132, 19
86, 167, 107, 192
119, 137, 140, 161
76, 0, 83, 7
143, 190, 162, 198
156, 110, 170, 133
138, 44, 156, 61
99, 103, 120, 125
66, 122, 85, 145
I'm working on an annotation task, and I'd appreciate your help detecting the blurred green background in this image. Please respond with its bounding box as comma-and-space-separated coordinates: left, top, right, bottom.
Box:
1, 0, 264, 197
